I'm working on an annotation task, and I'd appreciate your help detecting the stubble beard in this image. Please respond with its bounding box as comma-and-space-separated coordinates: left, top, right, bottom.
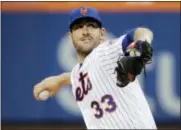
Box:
76, 47, 93, 56
74, 41, 97, 56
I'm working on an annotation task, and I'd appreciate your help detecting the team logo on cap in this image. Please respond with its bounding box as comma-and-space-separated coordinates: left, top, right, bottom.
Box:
80, 7, 87, 15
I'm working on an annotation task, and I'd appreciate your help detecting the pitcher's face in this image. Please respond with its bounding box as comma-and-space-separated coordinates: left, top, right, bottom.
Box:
69, 18, 105, 55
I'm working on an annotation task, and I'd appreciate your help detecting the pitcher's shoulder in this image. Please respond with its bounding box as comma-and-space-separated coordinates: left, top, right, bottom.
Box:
96, 38, 118, 50
71, 63, 80, 76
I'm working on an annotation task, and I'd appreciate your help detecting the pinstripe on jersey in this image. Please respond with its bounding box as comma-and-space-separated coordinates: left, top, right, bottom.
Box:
70, 35, 157, 129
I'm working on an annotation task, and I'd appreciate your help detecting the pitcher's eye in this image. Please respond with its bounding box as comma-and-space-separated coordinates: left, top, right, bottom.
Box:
86, 23, 99, 28
72, 25, 83, 30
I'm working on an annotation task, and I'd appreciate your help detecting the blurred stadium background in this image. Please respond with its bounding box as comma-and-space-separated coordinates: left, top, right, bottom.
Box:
1, 2, 180, 130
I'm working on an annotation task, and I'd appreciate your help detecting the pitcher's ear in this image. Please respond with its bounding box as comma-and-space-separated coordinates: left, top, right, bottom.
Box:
100, 28, 106, 41
68, 32, 72, 40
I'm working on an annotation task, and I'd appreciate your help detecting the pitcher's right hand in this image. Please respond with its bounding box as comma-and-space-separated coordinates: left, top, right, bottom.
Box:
33, 73, 71, 101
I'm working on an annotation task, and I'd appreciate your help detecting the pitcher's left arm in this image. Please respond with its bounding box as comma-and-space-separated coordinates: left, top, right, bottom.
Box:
115, 27, 154, 87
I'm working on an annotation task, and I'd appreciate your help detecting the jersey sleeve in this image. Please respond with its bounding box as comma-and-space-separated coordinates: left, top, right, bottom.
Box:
118, 28, 137, 53
70, 63, 80, 87
94, 28, 137, 82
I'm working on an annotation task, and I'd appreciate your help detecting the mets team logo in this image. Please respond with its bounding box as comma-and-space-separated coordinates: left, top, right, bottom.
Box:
80, 7, 88, 15
75, 71, 92, 101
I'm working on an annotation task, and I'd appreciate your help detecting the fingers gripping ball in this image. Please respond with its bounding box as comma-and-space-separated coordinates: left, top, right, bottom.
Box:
39, 90, 50, 101
125, 40, 153, 64
127, 48, 141, 57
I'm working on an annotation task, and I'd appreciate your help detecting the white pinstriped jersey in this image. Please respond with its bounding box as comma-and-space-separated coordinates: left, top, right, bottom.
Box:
70, 35, 157, 129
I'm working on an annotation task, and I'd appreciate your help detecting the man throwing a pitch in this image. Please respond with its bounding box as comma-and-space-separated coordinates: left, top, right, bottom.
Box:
34, 7, 157, 129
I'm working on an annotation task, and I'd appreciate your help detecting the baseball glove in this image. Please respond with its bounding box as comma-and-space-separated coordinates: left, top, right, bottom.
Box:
115, 40, 153, 87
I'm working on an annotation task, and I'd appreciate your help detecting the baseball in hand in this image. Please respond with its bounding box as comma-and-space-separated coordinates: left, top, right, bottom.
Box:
39, 90, 50, 101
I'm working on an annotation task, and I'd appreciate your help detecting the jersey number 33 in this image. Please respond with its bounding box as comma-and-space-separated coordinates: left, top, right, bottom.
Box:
75, 71, 117, 119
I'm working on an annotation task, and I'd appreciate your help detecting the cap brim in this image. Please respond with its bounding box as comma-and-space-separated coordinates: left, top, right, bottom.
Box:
69, 17, 102, 29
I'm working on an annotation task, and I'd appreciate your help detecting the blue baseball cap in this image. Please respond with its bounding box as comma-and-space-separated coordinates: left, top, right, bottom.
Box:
69, 7, 102, 29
